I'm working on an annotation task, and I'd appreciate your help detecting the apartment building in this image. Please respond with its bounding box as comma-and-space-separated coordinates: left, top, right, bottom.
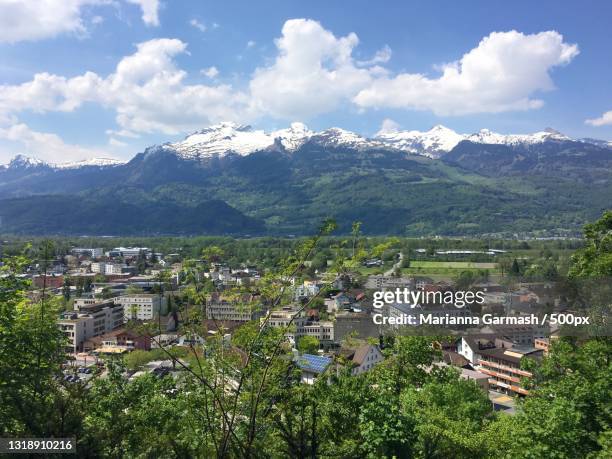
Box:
263, 308, 335, 343
116, 294, 167, 322
71, 247, 103, 258
57, 300, 124, 353
205, 293, 262, 322
457, 336, 543, 396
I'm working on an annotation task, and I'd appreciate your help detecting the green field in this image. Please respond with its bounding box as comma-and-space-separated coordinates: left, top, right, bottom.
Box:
401, 260, 501, 280
409, 261, 498, 269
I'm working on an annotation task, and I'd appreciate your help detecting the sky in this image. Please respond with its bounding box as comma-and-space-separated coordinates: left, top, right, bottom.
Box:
1, 0, 612, 163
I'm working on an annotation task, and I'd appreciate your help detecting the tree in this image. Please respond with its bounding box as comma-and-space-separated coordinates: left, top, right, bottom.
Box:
569, 210, 612, 278
297, 335, 320, 354
62, 276, 72, 301
0, 246, 84, 438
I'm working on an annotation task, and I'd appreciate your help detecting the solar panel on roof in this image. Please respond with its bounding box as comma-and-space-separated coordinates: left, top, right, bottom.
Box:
296, 354, 332, 373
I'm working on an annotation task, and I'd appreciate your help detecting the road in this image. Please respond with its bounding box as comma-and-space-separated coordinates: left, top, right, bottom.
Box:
384, 252, 403, 276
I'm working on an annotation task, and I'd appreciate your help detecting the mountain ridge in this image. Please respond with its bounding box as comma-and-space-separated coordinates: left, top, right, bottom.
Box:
4, 122, 611, 168
0, 123, 610, 236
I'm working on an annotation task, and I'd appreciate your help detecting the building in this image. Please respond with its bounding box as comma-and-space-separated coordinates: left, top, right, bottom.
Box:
341, 344, 384, 375
116, 294, 167, 322
205, 293, 262, 322
57, 300, 124, 353
296, 320, 334, 343
71, 247, 103, 258
295, 354, 332, 384
96, 328, 151, 351
58, 315, 94, 354
481, 323, 548, 346
91, 262, 134, 275
108, 247, 152, 258
294, 280, 323, 300
457, 336, 542, 396
365, 275, 415, 290
263, 308, 334, 344
334, 312, 378, 343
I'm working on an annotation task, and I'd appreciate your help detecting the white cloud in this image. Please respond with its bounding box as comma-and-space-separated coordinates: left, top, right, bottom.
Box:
201, 66, 219, 79
0, 19, 581, 163
189, 18, 206, 32
0, 38, 249, 137
376, 118, 400, 135
126, 0, 160, 26
354, 30, 578, 116
357, 45, 392, 66
0, 123, 109, 162
585, 110, 612, 127
108, 137, 127, 147
0, 0, 105, 43
246, 40, 256, 49
0, 1, 161, 43
249, 19, 374, 120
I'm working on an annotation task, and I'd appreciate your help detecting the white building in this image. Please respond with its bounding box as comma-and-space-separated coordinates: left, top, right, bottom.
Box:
344, 344, 384, 375
116, 294, 167, 322
57, 300, 124, 353
205, 293, 262, 322
71, 248, 103, 258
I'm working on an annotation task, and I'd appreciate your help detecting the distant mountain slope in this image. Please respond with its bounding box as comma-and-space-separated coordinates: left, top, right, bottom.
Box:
0, 123, 610, 236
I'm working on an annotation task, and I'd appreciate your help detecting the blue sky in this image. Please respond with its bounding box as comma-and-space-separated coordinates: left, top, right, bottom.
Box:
1, 0, 611, 163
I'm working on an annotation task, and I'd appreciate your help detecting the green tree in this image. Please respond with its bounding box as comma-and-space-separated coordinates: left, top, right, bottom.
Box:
569, 210, 612, 278
297, 335, 320, 354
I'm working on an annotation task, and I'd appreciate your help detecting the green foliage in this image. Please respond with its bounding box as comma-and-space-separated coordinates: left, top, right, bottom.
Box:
569, 210, 612, 278
296, 335, 320, 354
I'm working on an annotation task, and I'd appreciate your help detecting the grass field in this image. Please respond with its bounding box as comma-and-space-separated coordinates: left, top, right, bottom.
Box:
400, 260, 501, 280
409, 261, 498, 269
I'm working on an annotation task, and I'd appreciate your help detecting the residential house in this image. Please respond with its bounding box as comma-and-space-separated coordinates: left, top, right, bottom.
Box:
341, 344, 385, 375
295, 354, 332, 384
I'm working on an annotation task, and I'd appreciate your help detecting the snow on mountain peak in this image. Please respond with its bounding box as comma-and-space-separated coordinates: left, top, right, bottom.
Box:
3, 154, 124, 170
314, 127, 380, 150
8, 154, 48, 169
54, 157, 126, 169
374, 124, 464, 158
271, 122, 313, 151
171, 123, 278, 159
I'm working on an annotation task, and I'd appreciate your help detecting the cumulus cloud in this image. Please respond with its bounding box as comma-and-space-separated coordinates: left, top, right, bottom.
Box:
0, 0, 159, 43
0, 123, 108, 162
126, 0, 160, 27
0, 38, 248, 137
249, 19, 374, 120
357, 45, 392, 66
354, 30, 579, 115
376, 118, 401, 135
0, 19, 581, 163
0, 0, 102, 43
585, 110, 612, 127
201, 66, 219, 78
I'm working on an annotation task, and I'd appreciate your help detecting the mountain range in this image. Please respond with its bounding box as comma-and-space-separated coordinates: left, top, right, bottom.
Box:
0, 122, 610, 236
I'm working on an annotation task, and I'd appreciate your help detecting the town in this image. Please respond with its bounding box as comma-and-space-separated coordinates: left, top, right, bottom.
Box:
11, 237, 589, 406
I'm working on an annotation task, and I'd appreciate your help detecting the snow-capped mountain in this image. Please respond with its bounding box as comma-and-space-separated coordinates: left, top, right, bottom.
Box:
167, 122, 384, 160
2, 154, 125, 170
4, 123, 610, 170
310, 127, 382, 150
374, 125, 465, 159
465, 127, 571, 146
4, 154, 49, 169
53, 157, 126, 169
